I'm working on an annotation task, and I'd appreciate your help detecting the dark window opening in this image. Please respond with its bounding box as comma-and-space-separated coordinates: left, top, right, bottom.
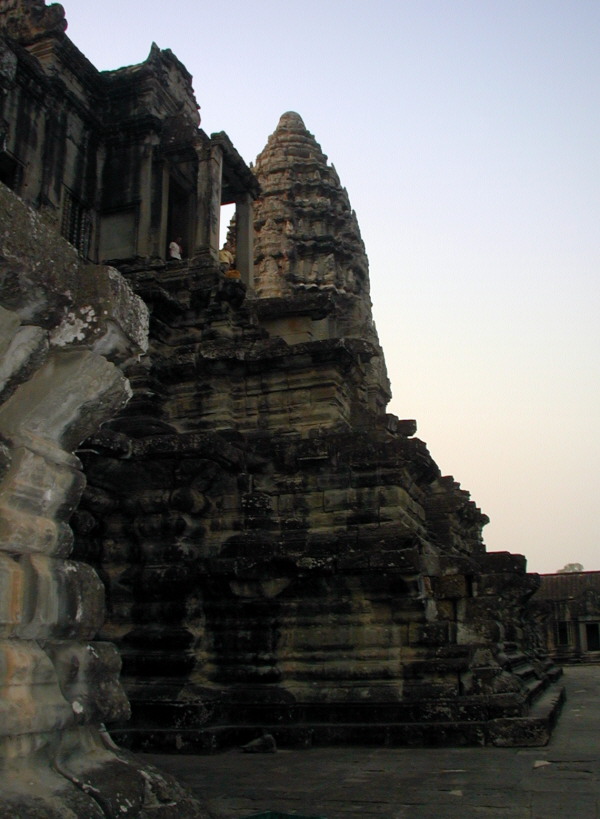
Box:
556, 621, 569, 646
586, 622, 600, 652
62, 189, 92, 258
167, 177, 190, 259
0, 152, 20, 190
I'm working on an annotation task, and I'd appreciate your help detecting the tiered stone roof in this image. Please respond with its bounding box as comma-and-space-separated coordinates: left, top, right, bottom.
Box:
253, 111, 391, 409
254, 111, 369, 300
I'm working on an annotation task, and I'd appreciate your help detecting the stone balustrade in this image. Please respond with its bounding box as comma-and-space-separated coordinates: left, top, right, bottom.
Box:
0, 183, 206, 817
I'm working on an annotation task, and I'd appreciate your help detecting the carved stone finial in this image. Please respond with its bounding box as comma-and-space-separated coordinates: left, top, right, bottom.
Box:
277, 110, 306, 129
0, 0, 67, 41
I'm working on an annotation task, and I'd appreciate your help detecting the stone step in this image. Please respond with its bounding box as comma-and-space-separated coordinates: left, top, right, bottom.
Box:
523, 676, 546, 704
122, 692, 527, 731
490, 681, 566, 747
537, 657, 563, 683
113, 682, 566, 753
502, 651, 530, 669
502, 655, 545, 685
511, 662, 540, 682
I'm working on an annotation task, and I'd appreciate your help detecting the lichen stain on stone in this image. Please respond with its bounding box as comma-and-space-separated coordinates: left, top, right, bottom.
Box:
49, 305, 98, 347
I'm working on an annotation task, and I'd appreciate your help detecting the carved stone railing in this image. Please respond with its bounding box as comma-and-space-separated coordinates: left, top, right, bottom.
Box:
0, 183, 206, 816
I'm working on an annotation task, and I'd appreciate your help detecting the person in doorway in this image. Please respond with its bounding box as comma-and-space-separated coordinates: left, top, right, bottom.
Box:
169, 236, 183, 260
219, 246, 240, 279
218, 247, 233, 272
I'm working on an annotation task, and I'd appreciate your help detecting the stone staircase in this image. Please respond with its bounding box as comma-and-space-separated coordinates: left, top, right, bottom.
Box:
113, 657, 566, 753
113, 682, 566, 752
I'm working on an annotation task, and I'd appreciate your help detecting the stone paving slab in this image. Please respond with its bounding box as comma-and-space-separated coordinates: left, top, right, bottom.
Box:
141, 665, 600, 819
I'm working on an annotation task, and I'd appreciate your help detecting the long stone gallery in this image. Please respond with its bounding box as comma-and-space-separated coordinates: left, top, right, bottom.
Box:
0, 1, 565, 816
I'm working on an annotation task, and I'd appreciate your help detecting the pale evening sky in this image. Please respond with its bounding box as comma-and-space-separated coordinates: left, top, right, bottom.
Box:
65, 0, 600, 575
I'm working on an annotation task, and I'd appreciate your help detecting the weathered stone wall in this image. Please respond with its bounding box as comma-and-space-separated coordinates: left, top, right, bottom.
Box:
0, 14, 102, 243
0, 183, 206, 815
76, 237, 563, 752
0, 5, 256, 268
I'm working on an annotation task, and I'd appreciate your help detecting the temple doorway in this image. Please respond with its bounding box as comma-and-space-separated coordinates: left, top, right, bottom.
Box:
585, 622, 600, 652
167, 176, 192, 259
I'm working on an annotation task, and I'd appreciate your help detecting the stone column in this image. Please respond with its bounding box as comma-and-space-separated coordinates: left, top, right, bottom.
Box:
194, 141, 223, 261
158, 163, 170, 259
235, 191, 254, 288
136, 138, 155, 258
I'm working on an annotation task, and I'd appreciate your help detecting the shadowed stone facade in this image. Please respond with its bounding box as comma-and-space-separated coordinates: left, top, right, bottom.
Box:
77, 113, 563, 750
0, 11, 565, 819
533, 571, 600, 664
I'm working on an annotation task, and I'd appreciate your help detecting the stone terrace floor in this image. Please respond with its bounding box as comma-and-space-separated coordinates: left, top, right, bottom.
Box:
142, 664, 600, 818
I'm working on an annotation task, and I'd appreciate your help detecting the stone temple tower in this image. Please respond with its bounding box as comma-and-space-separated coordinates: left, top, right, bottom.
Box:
253, 112, 372, 305
249, 111, 391, 417
76, 110, 563, 751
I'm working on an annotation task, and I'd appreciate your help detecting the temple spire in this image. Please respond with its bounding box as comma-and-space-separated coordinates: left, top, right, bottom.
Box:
253, 111, 370, 301
253, 112, 391, 408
